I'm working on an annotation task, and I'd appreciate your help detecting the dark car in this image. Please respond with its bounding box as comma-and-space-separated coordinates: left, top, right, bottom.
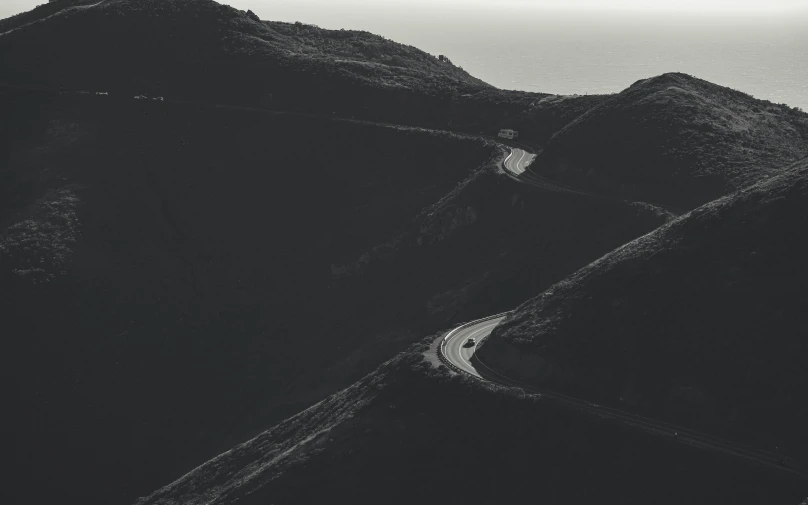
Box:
464, 337, 476, 347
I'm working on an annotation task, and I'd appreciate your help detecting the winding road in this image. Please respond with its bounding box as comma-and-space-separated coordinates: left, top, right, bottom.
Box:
439, 313, 808, 479
503, 148, 536, 175
441, 315, 507, 376
2, 85, 785, 476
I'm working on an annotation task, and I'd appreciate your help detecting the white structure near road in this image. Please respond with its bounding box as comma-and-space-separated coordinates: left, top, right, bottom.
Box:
498, 128, 519, 140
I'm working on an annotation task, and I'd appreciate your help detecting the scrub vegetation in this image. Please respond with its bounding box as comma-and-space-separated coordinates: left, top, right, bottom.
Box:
1, 87, 667, 505
3, 1, 807, 505
534, 72, 808, 209
0, 0, 607, 144
1, 91, 499, 504
480, 156, 808, 460
133, 339, 808, 505
0, 0, 546, 131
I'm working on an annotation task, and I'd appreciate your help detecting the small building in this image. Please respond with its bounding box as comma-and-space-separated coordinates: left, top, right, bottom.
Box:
498, 129, 519, 140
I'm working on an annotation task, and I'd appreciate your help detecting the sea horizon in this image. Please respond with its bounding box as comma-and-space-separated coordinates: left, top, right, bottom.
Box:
260, 1, 808, 110
2, 1, 806, 109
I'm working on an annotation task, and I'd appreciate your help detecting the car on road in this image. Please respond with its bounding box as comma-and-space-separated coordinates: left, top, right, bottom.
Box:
464, 337, 476, 347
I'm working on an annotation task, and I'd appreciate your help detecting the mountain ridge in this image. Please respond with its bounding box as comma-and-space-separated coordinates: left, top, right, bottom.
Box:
533, 72, 808, 209
479, 154, 808, 459
3, 2, 808, 504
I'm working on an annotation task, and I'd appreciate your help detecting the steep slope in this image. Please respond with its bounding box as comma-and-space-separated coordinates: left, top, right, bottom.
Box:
132, 340, 807, 505
7, 3, 806, 503
298, 160, 671, 411
331, 161, 670, 330
0, 6, 669, 503
0, 0, 105, 33
479, 155, 808, 459
533, 73, 808, 208
0, 88, 673, 505
0, 89, 498, 505
0, 0, 545, 129
449, 89, 611, 147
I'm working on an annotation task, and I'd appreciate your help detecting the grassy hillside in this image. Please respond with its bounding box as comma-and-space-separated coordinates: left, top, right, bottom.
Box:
532, 73, 808, 208
449, 90, 611, 147
294, 160, 671, 412
0, 0, 103, 32
0, 0, 617, 145
133, 340, 807, 505
479, 155, 808, 460
330, 162, 670, 332
0, 87, 674, 505
0, 89, 498, 505
0, 0, 548, 130
0, 0, 483, 89
7, 3, 807, 504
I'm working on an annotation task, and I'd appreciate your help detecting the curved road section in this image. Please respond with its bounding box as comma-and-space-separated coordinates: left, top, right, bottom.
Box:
441, 314, 508, 376
440, 314, 808, 479
503, 148, 536, 176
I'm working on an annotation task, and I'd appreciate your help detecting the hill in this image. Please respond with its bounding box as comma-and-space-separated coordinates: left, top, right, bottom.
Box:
0, 89, 501, 505
450, 90, 611, 146
0, 4, 665, 502
329, 156, 670, 336
532, 73, 808, 209
5, 2, 807, 503
478, 155, 808, 459
132, 341, 808, 505
299, 149, 672, 410
1, 88, 671, 505
0, 0, 549, 130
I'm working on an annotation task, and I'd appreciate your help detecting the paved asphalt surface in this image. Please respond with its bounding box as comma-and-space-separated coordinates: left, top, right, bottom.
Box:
440, 315, 808, 479
503, 148, 536, 175
441, 316, 507, 376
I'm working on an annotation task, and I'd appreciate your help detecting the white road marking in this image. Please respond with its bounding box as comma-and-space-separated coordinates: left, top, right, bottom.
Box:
453, 321, 500, 370
503, 148, 530, 176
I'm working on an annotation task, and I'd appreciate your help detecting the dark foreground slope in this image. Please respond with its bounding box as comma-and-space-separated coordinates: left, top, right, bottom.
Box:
134, 340, 807, 505
331, 163, 670, 336
450, 90, 611, 146
533, 73, 808, 209
295, 161, 671, 410
0, 91, 672, 505
0, 0, 548, 130
479, 156, 808, 458
0, 90, 498, 505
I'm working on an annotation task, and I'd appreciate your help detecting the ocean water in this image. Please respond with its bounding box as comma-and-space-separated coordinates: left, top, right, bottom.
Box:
260, 1, 808, 110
